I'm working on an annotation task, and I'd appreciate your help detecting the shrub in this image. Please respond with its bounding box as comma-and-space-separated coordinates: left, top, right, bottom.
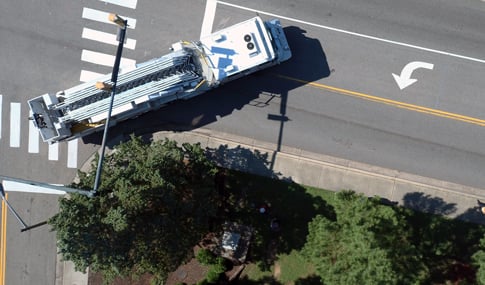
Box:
196, 249, 216, 265
206, 262, 225, 283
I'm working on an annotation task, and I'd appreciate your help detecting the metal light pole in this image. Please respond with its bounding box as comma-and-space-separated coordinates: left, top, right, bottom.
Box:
92, 14, 128, 195
0, 176, 93, 232
0, 183, 28, 231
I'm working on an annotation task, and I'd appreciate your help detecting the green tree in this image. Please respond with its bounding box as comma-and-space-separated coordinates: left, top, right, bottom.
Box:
49, 136, 218, 284
473, 237, 485, 284
302, 190, 428, 285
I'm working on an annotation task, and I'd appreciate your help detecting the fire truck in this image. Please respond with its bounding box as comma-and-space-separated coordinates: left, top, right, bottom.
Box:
28, 17, 292, 144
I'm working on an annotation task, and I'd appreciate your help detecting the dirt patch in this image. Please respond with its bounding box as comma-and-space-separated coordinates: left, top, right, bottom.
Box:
165, 258, 209, 285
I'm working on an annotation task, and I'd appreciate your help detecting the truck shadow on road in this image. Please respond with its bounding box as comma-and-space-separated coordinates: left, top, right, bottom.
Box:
83, 25, 330, 168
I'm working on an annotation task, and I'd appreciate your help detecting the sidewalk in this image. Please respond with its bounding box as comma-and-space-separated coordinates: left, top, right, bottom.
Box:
154, 128, 485, 224
61, 128, 485, 285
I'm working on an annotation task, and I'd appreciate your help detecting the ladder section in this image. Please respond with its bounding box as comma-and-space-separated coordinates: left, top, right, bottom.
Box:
54, 49, 194, 114
59, 71, 200, 123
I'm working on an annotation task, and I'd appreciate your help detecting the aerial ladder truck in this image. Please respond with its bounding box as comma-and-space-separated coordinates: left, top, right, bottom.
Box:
28, 17, 292, 144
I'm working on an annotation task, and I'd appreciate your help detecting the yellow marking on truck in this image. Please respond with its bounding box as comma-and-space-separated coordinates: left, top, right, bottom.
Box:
70, 122, 104, 134
193, 79, 206, 90
276, 74, 485, 127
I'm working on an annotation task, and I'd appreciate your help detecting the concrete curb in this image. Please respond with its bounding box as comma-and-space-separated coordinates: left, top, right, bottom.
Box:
56, 252, 89, 285
174, 129, 485, 196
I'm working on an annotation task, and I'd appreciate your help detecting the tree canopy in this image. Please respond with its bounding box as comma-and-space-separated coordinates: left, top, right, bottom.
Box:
473, 237, 485, 284
49, 136, 219, 283
302, 190, 429, 285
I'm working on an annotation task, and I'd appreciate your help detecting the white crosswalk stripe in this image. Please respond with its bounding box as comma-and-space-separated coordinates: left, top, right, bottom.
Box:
10, 103, 21, 148
81, 49, 136, 69
67, 139, 78, 168
28, 110, 40, 153
82, 7, 137, 29
201, 0, 217, 38
99, 0, 138, 9
79, 70, 104, 83
48, 142, 59, 161
0, 98, 80, 167
82, 28, 137, 50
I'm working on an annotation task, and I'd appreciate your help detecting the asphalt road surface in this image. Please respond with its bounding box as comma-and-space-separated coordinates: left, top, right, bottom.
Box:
0, 0, 484, 284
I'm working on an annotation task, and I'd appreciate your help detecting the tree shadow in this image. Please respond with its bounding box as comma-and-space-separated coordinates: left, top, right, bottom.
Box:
456, 206, 485, 225
402, 193, 485, 284
294, 275, 323, 285
205, 144, 334, 273
206, 144, 280, 180
403, 192, 457, 215
82, 25, 330, 157
236, 274, 322, 285
237, 275, 282, 285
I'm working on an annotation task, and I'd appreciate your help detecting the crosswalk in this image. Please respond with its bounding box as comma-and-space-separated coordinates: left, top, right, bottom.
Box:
0, 95, 79, 167
80, 2, 138, 83
0, 0, 139, 169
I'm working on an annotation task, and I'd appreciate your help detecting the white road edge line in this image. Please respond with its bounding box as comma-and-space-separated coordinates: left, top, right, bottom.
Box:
81, 49, 136, 69
82, 28, 137, 50
67, 139, 78, 169
217, 1, 485, 64
99, 0, 137, 9
0, 94, 2, 139
48, 142, 59, 161
82, 7, 137, 29
9, 103, 21, 148
28, 110, 39, 153
200, 0, 218, 38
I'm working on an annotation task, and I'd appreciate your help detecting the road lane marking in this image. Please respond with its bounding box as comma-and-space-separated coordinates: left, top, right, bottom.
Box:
392, 61, 434, 90
82, 28, 136, 50
9, 103, 21, 148
67, 139, 78, 169
0, 95, 2, 139
28, 111, 39, 153
80, 70, 104, 83
201, 0, 218, 38
276, 74, 485, 127
81, 50, 136, 69
48, 143, 59, 161
1, 193, 7, 285
218, 1, 485, 64
99, 0, 137, 9
82, 7, 136, 29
